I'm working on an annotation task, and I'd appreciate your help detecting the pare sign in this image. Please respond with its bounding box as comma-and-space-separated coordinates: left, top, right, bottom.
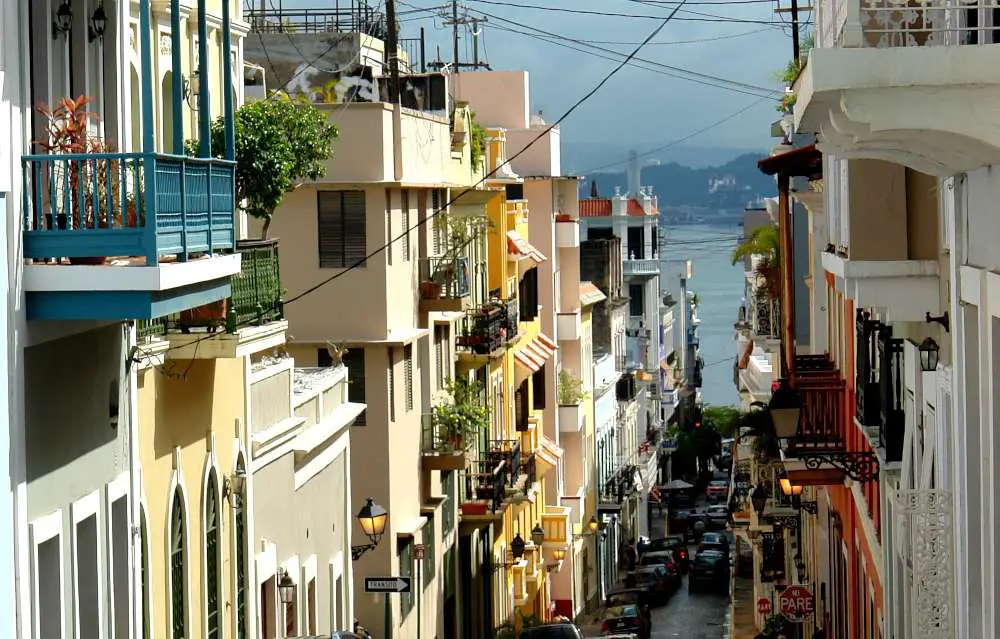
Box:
779, 585, 815, 622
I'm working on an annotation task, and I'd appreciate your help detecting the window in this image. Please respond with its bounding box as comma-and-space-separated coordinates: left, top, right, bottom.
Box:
404, 345, 414, 411
111, 498, 129, 639
398, 538, 414, 617
442, 472, 455, 533
388, 348, 397, 422
38, 534, 62, 639
170, 490, 187, 639
234, 458, 248, 639
260, 578, 275, 638
423, 517, 436, 589
343, 348, 366, 426
443, 546, 456, 600
401, 189, 411, 261
519, 269, 539, 321
627, 226, 644, 259
75, 514, 99, 638
532, 366, 545, 410
629, 284, 644, 317
318, 190, 367, 268
205, 472, 221, 639
386, 189, 393, 265
307, 578, 317, 634
285, 592, 297, 636
435, 325, 446, 390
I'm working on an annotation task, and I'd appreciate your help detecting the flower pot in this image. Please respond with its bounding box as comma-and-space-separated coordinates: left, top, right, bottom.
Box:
461, 501, 488, 516
420, 280, 442, 299
178, 298, 229, 334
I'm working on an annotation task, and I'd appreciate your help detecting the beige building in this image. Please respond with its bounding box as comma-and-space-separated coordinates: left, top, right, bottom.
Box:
254, 74, 481, 639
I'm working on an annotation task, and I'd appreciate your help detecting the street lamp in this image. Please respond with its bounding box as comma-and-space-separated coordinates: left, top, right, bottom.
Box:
768, 378, 801, 439
587, 516, 599, 533
351, 498, 388, 561
918, 337, 940, 372
751, 485, 768, 517
278, 569, 296, 605
510, 533, 527, 560
52, 0, 73, 39
223, 467, 247, 511
552, 546, 567, 562
779, 476, 802, 499
88, 3, 107, 42
531, 523, 545, 547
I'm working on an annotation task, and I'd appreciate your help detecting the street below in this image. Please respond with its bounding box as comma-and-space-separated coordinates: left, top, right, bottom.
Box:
649, 553, 731, 639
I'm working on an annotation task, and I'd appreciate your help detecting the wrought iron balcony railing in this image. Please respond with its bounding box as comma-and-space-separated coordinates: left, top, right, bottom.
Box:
878, 325, 905, 463
245, 3, 388, 38
456, 302, 506, 355
22, 152, 235, 264
856, 310, 882, 426
419, 256, 471, 300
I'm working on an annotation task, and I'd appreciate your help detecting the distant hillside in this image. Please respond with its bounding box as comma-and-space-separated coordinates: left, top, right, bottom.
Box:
563, 142, 765, 172
590, 153, 777, 215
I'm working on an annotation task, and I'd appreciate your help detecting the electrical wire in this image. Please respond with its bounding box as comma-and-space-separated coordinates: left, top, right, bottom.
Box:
144, 0, 692, 359
578, 98, 770, 174
465, 0, 789, 25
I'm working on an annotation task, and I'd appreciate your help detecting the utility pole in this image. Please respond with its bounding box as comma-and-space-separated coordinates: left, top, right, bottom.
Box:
775, 0, 812, 61
452, 0, 460, 70
385, 0, 401, 104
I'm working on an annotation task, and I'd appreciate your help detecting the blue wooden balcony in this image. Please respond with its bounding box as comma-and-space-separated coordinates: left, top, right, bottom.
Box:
21, 151, 240, 321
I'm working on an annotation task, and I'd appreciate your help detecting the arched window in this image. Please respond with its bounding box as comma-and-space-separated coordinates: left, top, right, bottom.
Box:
235, 456, 248, 639
140, 506, 150, 639
206, 471, 221, 639
170, 489, 187, 639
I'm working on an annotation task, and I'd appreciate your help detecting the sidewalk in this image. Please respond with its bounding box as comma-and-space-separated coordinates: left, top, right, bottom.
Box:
730, 575, 759, 639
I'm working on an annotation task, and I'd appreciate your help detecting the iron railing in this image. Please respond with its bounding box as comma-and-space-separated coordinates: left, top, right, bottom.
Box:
22, 152, 235, 263
137, 317, 167, 340
456, 302, 505, 355
505, 297, 520, 337
245, 3, 388, 38
792, 355, 845, 446
228, 239, 283, 331
856, 310, 882, 426
878, 325, 905, 462
419, 256, 470, 300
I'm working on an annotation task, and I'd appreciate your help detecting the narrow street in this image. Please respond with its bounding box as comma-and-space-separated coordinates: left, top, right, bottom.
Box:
651, 579, 729, 639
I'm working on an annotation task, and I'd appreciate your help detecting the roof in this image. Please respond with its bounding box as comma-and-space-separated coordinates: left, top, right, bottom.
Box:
506, 230, 547, 263
579, 197, 657, 218
580, 281, 607, 306
757, 144, 822, 179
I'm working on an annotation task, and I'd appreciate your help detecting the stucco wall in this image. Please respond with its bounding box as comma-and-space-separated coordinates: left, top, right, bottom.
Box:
253, 442, 352, 633
137, 357, 245, 639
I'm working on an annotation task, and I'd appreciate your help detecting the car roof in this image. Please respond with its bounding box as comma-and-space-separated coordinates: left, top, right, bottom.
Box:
633, 566, 662, 574
641, 550, 673, 557
702, 532, 726, 540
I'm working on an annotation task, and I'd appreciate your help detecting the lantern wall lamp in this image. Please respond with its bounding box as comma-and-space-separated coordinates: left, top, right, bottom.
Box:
351, 498, 388, 561
88, 3, 107, 42
52, 0, 73, 39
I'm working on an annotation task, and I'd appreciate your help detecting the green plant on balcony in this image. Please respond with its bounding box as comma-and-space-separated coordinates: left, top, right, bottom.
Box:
430, 377, 490, 453
34, 95, 145, 251
742, 407, 780, 461
188, 93, 338, 239
469, 111, 488, 173
761, 612, 790, 637
558, 370, 588, 406
731, 224, 781, 300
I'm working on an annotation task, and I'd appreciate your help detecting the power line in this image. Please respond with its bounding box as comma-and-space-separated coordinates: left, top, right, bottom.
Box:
578, 98, 770, 174
466, 0, 789, 25
475, 10, 780, 96
149, 0, 691, 359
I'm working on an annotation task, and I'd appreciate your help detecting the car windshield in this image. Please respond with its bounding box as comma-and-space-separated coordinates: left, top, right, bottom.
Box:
696, 553, 721, 566
702, 533, 726, 543
606, 605, 639, 619
709, 481, 728, 487
708, 506, 728, 515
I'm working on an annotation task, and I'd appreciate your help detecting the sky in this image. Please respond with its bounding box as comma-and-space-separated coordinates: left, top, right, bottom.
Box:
266, 0, 802, 154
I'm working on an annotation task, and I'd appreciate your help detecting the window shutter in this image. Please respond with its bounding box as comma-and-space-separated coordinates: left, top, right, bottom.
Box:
532, 366, 545, 410
404, 344, 414, 411
388, 348, 396, 422
401, 190, 411, 261
434, 327, 444, 389
343, 191, 367, 267
317, 192, 346, 268
385, 189, 393, 265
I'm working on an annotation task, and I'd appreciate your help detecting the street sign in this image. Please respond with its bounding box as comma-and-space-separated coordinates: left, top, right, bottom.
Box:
779, 585, 814, 622
414, 544, 426, 560
757, 597, 772, 615
364, 577, 412, 594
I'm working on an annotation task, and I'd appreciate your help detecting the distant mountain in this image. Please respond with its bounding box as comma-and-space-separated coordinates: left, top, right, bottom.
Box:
589, 153, 777, 217
562, 142, 766, 173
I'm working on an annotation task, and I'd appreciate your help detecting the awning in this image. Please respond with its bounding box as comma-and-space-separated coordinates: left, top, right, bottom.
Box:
506, 230, 547, 263
739, 339, 754, 370
579, 281, 607, 306
514, 333, 557, 373
536, 434, 564, 471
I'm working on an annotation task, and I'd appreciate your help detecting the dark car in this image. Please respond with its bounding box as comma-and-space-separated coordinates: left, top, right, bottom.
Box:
699, 532, 731, 557
689, 550, 730, 594
605, 588, 653, 629
637, 551, 682, 590
706, 480, 729, 503
644, 535, 690, 570
626, 566, 673, 604
600, 604, 650, 639
518, 623, 586, 639
706, 505, 730, 530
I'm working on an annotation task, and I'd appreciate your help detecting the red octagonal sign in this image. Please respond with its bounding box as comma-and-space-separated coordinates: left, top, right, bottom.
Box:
779, 585, 815, 622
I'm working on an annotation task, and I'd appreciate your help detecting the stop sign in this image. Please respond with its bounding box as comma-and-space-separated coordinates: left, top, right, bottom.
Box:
779, 585, 815, 622
757, 597, 772, 615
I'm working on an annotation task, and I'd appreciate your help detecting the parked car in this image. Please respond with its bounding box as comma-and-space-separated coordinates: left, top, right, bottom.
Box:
605, 588, 653, 629
630, 566, 675, 604
600, 605, 650, 639
645, 535, 691, 572
706, 505, 730, 530
706, 480, 729, 503
699, 532, 731, 558
637, 551, 682, 589
519, 623, 586, 639
689, 549, 730, 594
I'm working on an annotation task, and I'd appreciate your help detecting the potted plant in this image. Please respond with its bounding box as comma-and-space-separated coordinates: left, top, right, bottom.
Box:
558, 370, 587, 405
431, 377, 490, 453
420, 279, 442, 299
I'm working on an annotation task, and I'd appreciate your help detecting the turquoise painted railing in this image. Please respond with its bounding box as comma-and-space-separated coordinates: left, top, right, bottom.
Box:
21, 152, 236, 263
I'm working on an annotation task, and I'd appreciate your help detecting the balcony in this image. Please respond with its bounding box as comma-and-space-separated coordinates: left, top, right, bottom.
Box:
541, 506, 571, 546
750, 292, 780, 341
419, 256, 471, 312
420, 413, 468, 472
459, 447, 516, 522
785, 356, 847, 460
556, 311, 582, 341
558, 403, 585, 433
555, 219, 580, 248
456, 301, 508, 357
794, 0, 1000, 175
21, 152, 239, 320
822, 251, 939, 322
877, 325, 905, 462
145, 240, 288, 359
623, 258, 659, 277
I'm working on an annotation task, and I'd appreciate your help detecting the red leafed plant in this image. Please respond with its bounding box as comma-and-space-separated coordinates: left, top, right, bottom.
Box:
33, 95, 144, 230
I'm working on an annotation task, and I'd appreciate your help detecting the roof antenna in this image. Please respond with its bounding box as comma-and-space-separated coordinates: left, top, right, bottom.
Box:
590, 180, 599, 198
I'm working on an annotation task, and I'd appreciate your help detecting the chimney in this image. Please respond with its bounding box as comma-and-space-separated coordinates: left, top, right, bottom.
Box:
627, 150, 641, 198
591, 180, 599, 198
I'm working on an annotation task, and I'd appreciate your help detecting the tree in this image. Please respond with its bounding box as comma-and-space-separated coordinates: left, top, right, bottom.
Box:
731, 223, 780, 298
702, 405, 742, 438
191, 94, 339, 239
